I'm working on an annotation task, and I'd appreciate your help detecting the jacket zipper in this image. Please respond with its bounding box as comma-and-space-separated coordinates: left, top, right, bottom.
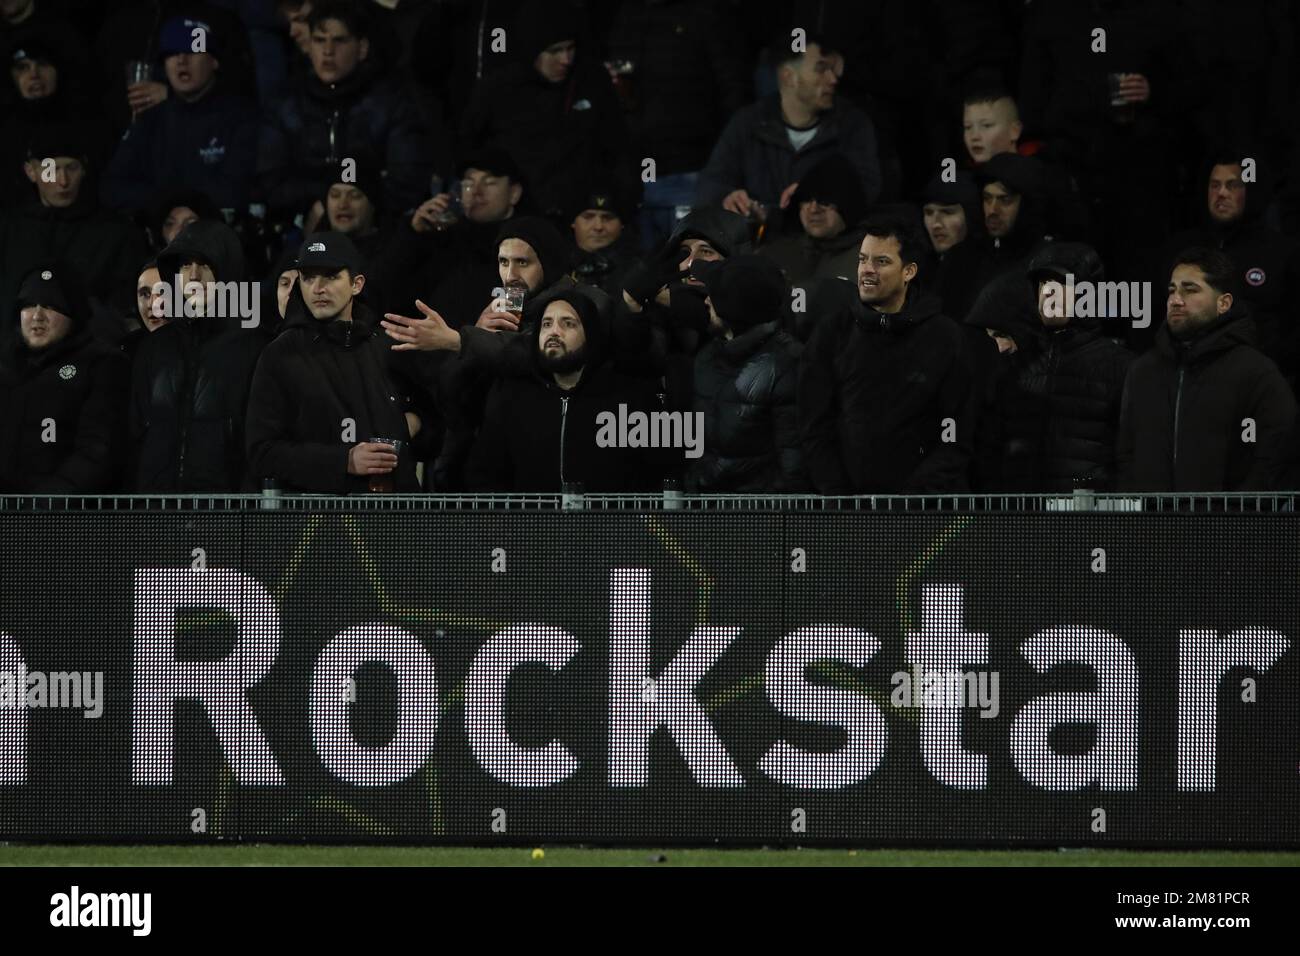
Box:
329, 110, 339, 163
1172, 366, 1186, 470
559, 395, 570, 485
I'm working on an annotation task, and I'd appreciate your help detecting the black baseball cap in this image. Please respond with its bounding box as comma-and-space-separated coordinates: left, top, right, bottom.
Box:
295, 231, 363, 274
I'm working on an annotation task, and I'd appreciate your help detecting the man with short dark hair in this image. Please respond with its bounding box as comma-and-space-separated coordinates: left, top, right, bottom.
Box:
257, 0, 432, 220
697, 34, 881, 223
102, 15, 258, 215
245, 231, 429, 493
0, 262, 129, 492
1117, 247, 1296, 491
920, 170, 986, 320
799, 214, 972, 493
1156, 155, 1300, 376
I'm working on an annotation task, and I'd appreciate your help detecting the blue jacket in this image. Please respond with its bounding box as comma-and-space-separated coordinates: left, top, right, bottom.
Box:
696, 94, 881, 212
103, 88, 258, 214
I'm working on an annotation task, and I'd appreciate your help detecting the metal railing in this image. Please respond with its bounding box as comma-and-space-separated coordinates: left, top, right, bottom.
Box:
0, 492, 1295, 512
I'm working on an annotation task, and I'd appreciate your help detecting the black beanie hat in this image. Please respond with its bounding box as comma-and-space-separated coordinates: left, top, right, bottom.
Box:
704, 254, 786, 333
514, 1, 581, 62
496, 216, 571, 287
792, 154, 869, 228
320, 154, 385, 217
15, 261, 91, 330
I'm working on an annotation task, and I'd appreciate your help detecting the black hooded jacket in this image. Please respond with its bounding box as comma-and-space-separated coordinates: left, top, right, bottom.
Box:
920, 171, 988, 320
687, 321, 805, 493
1117, 308, 1296, 491
244, 291, 425, 494
465, 287, 666, 492
129, 220, 267, 492
0, 266, 129, 492
799, 283, 973, 494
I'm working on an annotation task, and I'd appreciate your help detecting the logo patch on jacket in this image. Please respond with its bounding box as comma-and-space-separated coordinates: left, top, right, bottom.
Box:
308, 242, 326, 252
1246, 267, 1266, 287
58, 364, 76, 381
198, 136, 226, 165
572, 98, 592, 111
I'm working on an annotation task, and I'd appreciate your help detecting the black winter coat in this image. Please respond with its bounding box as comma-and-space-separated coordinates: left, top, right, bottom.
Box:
1117, 309, 1296, 491
687, 322, 804, 492
1159, 219, 1300, 378
460, 59, 627, 219
0, 328, 129, 493
799, 285, 973, 494
466, 363, 666, 493
978, 324, 1133, 492
0, 197, 149, 325
257, 62, 432, 219
245, 296, 425, 493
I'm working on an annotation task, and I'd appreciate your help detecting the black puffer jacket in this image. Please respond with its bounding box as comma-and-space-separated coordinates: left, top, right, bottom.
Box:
130, 221, 266, 492
979, 321, 1133, 492
244, 293, 423, 494
799, 284, 973, 493
687, 321, 804, 493
0, 268, 129, 493
1117, 308, 1297, 491
257, 58, 432, 219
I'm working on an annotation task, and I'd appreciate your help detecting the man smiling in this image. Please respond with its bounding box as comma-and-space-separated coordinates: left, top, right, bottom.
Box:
799, 215, 972, 493
245, 231, 430, 493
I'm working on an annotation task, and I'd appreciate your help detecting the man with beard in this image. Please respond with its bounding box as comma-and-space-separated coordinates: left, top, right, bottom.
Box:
1117, 247, 1295, 491
393, 147, 527, 329
381, 215, 572, 489
799, 214, 973, 493
1153, 154, 1300, 375
245, 231, 429, 493
0, 262, 129, 492
466, 287, 664, 492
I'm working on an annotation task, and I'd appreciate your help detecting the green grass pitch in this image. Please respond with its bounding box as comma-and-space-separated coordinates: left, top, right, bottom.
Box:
2, 845, 1298, 867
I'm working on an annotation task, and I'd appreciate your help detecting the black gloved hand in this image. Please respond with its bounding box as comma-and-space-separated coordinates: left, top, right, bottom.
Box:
668, 282, 710, 334
622, 240, 688, 306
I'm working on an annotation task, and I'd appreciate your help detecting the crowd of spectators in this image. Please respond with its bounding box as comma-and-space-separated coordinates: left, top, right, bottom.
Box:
3, 0, 1300, 496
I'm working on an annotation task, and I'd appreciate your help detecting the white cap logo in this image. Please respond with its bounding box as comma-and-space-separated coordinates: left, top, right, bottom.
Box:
308, 242, 326, 252
40, 270, 52, 280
